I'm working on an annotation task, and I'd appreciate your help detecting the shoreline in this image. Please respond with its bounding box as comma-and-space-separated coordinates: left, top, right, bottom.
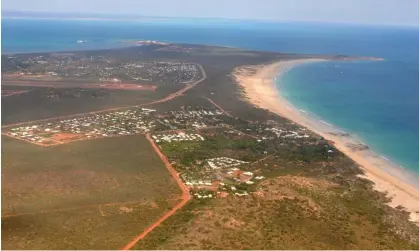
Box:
234, 59, 419, 223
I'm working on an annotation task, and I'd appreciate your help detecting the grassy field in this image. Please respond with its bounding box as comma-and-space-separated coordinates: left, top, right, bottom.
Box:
1, 87, 168, 125
1, 135, 181, 249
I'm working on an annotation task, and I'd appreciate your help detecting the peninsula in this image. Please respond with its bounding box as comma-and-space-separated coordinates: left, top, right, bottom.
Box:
2, 43, 419, 250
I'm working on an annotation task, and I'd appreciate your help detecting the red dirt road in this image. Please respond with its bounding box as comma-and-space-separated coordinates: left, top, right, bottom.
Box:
121, 134, 192, 250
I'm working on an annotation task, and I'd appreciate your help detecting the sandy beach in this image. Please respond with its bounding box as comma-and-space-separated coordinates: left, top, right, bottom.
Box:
234, 59, 419, 223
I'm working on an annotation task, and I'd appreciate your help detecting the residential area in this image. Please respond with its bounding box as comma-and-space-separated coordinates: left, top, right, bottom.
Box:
3, 102, 232, 146
2, 54, 202, 86
152, 132, 205, 143
3, 99, 331, 200
5, 107, 157, 145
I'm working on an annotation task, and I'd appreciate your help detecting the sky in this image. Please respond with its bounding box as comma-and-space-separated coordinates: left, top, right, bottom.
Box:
2, 0, 419, 26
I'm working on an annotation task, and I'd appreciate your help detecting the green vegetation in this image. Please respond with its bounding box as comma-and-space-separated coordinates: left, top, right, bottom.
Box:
1, 136, 181, 249
2, 200, 175, 250
161, 134, 270, 168
135, 169, 419, 250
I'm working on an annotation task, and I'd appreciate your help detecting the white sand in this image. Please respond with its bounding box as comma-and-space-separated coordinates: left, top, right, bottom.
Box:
234, 59, 419, 223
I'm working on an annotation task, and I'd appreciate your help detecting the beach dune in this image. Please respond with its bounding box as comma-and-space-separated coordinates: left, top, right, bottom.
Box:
233, 59, 419, 223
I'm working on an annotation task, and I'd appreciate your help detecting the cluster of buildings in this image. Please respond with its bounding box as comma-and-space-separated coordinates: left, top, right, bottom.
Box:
219, 184, 250, 197
6, 108, 157, 143
152, 132, 205, 143
193, 192, 214, 199
180, 154, 269, 198
180, 157, 254, 196
7, 126, 49, 143
155, 44, 195, 54
151, 108, 225, 130
145, 62, 200, 84
206, 157, 249, 170
264, 127, 310, 139
234, 191, 249, 197
156, 108, 226, 129
3, 54, 201, 86
124, 40, 168, 46
6, 97, 277, 201
169, 109, 223, 119
191, 121, 208, 129
5, 104, 230, 145
185, 180, 213, 186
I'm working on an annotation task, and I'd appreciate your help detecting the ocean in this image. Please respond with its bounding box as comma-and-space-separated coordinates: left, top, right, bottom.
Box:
2, 18, 419, 173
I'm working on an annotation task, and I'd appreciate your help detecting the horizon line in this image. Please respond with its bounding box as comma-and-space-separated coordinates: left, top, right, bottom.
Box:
2, 9, 419, 28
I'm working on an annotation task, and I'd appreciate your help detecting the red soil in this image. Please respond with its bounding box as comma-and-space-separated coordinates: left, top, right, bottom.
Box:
50, 133, 80, 141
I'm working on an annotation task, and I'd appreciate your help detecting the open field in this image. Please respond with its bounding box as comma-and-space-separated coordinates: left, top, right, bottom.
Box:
1, 135, 181, 249
1, 87, 159, 125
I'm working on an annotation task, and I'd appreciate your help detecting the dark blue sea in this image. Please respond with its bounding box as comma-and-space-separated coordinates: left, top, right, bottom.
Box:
2, 18, 419, 174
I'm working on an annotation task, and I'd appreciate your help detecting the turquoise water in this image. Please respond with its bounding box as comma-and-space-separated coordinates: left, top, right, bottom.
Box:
279, 58, 419, 171
2, 18, 419, 173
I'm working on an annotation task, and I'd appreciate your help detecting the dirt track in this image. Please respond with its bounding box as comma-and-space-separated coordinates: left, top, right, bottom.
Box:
121, 134, 192, 250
